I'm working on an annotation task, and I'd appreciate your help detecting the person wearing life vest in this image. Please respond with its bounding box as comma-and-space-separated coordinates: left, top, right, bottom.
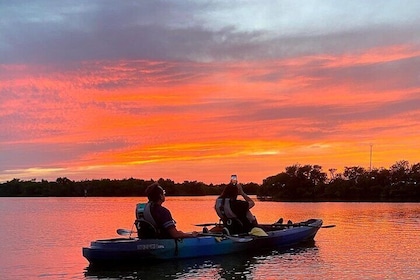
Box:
138, 182, 198, 239
215, 175, 258, 234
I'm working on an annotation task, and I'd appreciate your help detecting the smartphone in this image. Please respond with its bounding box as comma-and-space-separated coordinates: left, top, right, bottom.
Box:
230, 174, 238, 185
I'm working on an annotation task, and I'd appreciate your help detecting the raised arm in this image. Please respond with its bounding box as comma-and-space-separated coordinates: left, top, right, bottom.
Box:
237, 184, 255, 209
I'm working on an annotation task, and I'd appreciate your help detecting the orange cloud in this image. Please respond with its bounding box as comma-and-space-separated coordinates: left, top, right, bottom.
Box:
1, 44, 419, 183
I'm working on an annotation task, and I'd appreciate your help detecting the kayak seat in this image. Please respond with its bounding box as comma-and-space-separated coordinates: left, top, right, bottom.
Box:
135, 219, 158, 239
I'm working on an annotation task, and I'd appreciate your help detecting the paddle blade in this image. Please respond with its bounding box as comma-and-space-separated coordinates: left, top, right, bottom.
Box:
116, 228, 136, 236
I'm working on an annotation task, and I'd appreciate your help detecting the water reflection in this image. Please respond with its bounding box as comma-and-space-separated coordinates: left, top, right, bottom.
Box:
2, 198, 417, 279
84, 241, 317, 279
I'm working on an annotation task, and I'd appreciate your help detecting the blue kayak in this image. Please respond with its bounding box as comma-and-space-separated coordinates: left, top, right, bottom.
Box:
83, 219, 323, 265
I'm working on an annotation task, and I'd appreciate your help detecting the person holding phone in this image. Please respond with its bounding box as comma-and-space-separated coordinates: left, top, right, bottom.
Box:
214, 175, 258, 234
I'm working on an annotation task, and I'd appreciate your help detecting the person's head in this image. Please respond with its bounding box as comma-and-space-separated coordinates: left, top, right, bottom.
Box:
146, 182, 166, 203
220, 183, 238, 199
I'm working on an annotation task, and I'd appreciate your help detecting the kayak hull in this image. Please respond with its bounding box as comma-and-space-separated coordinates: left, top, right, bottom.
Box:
83, 219, 322, 265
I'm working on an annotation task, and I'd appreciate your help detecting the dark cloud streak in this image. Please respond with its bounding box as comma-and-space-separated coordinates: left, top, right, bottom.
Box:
2, 1, 420, 64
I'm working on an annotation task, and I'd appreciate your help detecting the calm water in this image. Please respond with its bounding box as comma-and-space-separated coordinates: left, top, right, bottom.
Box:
0, 197, 419, 279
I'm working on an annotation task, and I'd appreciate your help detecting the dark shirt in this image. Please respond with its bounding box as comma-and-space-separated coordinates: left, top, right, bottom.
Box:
149, 203, 176, 238
229, 200, 254, 231
230, 200, 249, 219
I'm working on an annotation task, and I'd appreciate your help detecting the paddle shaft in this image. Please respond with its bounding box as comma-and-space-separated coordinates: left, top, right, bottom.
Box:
260, 223, 335, 228
195, 222, 335, 229
117, 229, 252, 242
195, 223, 221, 227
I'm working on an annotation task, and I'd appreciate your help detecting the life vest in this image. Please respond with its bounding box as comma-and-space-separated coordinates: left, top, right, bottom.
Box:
136, 203, 157, 226
215, 198, 238, 220
135, 203, 159, 238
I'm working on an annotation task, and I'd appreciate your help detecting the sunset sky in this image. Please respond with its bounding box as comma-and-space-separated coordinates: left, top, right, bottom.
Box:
1, 0, 419, 184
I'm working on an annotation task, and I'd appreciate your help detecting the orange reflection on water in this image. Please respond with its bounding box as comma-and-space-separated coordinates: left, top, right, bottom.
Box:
0, 197, 419, 279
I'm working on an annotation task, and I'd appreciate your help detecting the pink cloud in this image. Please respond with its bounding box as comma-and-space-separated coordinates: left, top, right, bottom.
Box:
1, 43, 420, 183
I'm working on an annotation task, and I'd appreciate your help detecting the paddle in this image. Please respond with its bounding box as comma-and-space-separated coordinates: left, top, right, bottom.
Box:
195, 222, 335, 229
194, 223, 221, 227
117, 228, 253, 242
260, 223, 336, 228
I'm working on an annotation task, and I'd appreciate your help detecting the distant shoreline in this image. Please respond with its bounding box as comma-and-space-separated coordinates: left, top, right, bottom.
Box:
1, 161, 419, 202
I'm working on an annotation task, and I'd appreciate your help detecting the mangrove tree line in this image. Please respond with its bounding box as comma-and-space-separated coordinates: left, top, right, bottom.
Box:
0, 160, 418, 202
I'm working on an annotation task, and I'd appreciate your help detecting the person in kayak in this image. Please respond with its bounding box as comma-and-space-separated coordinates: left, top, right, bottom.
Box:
215, 175, 258, 234
136, 182, 198, 239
